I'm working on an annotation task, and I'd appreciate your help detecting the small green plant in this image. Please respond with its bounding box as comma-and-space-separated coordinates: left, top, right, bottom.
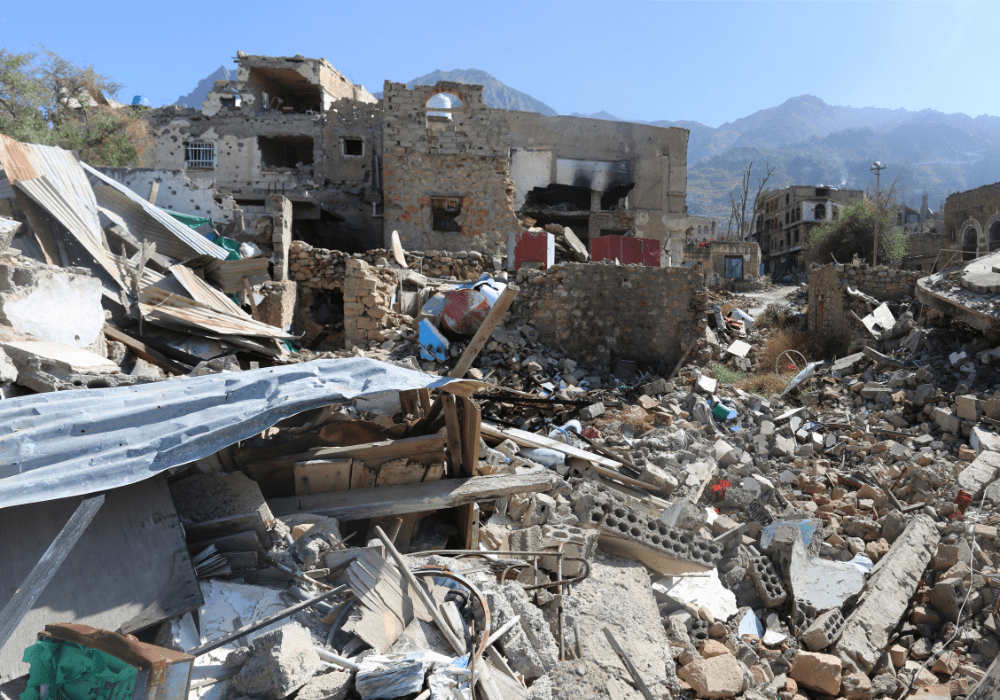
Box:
760, 274, 773, 287
713, 363, 748, 385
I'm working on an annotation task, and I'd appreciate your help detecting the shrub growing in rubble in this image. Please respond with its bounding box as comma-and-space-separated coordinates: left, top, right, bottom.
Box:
0, 47, 152, 166
801, 200, 907, 267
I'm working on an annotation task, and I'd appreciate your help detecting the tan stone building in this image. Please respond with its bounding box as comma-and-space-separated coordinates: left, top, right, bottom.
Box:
138, 56, 691, 263
754, 186, 863, 276
943, 181, 1000, 260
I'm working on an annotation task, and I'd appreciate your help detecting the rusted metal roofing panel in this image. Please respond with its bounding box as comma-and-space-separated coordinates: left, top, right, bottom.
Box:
13, 176, 130, 291
82, 163, 227, 260
203, 257, 271, 293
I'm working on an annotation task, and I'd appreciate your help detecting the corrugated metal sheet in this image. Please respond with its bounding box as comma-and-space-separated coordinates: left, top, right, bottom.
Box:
170, 264, 251, 318
140, 285, 292, 338
82, 163, 226, 260
14, 176, 130, 291
0, 136, 131, 291
92, 185, 185, 263
0, 358, 472, 509
203, 257, 271, 293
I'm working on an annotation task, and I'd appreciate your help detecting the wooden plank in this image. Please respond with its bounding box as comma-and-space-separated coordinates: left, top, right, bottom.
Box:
442, 394, 463, 474
243, 278, 260, 321
481, 422, 619, 469
399, 389, 420, 417
269, 472, 557, 520
449, 285, 519, 379
294, 459, 353, 496
458, 396, 481, 477
375, 459, 429, 487
351, 461, 377, 490
0, 494, 104, 651
417, 387, 432, 415
390, 230, 408, 268
103, 323, 188, 375
0, 477, 202, 681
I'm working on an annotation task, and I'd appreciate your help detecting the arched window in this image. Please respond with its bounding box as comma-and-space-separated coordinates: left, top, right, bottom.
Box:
991, 222, 1000, 251
814, 203, 826, 220
964, 227, 979, 260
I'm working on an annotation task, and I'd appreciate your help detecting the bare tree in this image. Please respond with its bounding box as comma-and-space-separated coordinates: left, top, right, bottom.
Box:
728, 160, 775, 241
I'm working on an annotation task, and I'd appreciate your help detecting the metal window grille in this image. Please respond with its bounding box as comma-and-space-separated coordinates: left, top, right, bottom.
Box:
185, 142, 215, 169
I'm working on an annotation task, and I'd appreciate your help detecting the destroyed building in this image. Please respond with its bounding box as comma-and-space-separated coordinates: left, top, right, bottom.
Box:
754, 186, 864, 276
138, 54, 690, 265
683, 240, 762, 290
11, 51, 1000, 700
944, 180, 1000, 261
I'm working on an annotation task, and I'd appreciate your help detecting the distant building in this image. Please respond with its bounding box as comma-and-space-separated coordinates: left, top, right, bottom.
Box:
754, 185, 864, 276
683, 216, 718, 243
943, 181, 1000, 261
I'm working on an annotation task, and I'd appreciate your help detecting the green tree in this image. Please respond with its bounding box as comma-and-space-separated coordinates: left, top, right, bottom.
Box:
801, 199, 908, 267
0, 47, 151, 167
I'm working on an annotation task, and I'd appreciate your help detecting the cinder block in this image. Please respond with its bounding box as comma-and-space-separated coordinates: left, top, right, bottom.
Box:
801, 609, 846, 651
748, 555, 787, 608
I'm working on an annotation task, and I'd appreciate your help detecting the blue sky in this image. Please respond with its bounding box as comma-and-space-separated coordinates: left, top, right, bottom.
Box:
1, 1, 994, 127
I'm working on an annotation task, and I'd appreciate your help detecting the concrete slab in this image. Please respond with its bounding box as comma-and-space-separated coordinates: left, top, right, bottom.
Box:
0, 262, 104, 347
0, 340, 118, 375
835, 515, 940, 673
789, 537, 865, 613
957, 450, 1000, 498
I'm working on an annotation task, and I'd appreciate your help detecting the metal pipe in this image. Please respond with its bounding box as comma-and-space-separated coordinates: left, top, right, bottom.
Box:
315, 647, 360, 672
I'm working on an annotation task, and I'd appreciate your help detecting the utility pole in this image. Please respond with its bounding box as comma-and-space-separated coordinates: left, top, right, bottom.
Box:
871, 161, 886, 266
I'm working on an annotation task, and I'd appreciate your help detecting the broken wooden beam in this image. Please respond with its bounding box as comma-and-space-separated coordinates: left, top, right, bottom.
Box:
449, 285, 519, 379
268, 472, 557, 520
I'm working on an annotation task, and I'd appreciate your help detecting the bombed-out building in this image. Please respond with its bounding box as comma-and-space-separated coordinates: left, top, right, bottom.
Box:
136, 53, 690, 263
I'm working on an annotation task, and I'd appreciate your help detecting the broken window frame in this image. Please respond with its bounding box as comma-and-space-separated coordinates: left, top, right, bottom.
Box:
430, 196, 462, 233
185, 142, 216, 170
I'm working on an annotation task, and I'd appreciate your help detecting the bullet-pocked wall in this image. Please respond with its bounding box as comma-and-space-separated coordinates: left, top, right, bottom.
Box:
381, 81, 521, 255
513, 263, 706, 369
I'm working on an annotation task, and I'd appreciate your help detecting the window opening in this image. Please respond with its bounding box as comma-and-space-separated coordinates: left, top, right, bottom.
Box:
259, 136, 314, 170
431, 196, 462, 233
185, 142, 215, 169
343, 138, 364, 157
814, 203, 826, 220
725, 256, 744, 279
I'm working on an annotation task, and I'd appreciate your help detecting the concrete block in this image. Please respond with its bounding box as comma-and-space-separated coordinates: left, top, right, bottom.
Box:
572, 482, 722, 574
957, 449, 1000, 498
929, 577, 966, 624
834, 515, 940, 673
749, 555, 787, 608
801, 609, 845, 651
0, 348, 16, 384
296, 671, 351, 700
231, 623, 321, 699
971, 425, 1000, 455
0, 340, 117, 376
507, 230, 554, 271
933, 407, 961, 434
579, 401, 605, 420
956, 395, 981, 421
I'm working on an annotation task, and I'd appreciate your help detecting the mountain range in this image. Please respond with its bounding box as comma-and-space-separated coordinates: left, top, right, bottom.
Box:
178, 67, 1000, 222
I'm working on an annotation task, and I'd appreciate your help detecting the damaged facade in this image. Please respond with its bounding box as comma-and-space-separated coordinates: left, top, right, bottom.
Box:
944, 180, 1000, 262
754, 186, 864, 276
141, 55, 689, 265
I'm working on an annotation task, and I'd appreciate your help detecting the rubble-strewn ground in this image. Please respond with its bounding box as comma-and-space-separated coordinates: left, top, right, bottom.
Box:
6, 147, 1000, 700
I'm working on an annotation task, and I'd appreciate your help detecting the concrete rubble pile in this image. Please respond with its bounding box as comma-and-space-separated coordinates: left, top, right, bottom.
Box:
7, 132, 1000, 700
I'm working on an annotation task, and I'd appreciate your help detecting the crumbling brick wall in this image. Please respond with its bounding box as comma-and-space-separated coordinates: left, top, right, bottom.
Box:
836, 264, 923, 301
290, 241, 486, 288
513, 263, 705, 368
381, 81, 520, 255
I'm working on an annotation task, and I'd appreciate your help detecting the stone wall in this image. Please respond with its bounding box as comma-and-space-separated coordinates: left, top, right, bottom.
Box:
288, 240, 488, 349
343, 259, 410, 348
683, 241, 761, 290
381, 81, 521, 254
513, 262, 705, 368
944, 181, 1000, 253
808, 263, 926, 350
